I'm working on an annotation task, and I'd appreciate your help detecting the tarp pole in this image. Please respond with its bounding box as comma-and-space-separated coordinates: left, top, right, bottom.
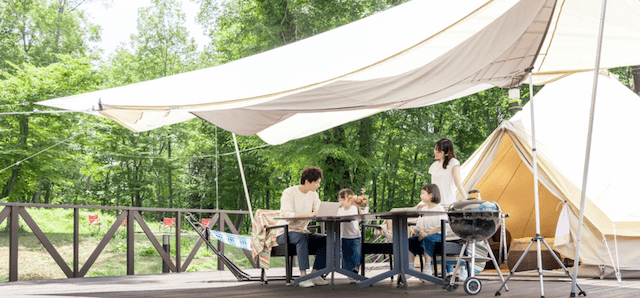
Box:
571, 0, 608, 295
216, 126, 219, 210
232, 133, 255, 224
528, 69, 545, 295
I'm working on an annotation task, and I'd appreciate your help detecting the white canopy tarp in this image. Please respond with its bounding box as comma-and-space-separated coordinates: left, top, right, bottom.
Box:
460, 71, 640, 268
37, 0, 640, 145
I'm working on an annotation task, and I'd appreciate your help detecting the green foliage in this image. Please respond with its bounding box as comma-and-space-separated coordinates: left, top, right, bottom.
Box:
1, 0, 637, 230
193, 0, 409, 63
0, 0, 99, 75
0, 55, 102, 202
186, 261, 217, 272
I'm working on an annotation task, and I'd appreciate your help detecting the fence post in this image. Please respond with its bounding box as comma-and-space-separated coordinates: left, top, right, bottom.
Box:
9, 206, 19, 282
218, 214, 225, 271
127, 210, 134, 275
176, 211, 181, 272
162, 235, 171, 273
74, 208, 79, 277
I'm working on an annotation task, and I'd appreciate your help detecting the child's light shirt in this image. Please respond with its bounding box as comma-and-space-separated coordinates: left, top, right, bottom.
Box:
416, 204, 447, 233
337, 206, 360, 239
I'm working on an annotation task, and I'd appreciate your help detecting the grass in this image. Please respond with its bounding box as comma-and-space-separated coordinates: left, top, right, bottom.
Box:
0, 207, 286, 282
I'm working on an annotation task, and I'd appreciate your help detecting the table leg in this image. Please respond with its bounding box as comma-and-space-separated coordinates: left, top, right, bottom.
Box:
331, 222, 338, 289
397, 215, 444, 287
397, 216, 409, 291
294, 227, 335, 286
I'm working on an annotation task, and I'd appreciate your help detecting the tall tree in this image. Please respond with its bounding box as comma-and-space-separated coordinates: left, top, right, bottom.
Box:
131, 0, 198, 79
0, 56, 101, 201
0, 0, 99, 74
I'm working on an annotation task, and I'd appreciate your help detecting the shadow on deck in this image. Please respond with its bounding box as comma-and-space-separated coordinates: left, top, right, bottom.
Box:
1, 267, 638, 298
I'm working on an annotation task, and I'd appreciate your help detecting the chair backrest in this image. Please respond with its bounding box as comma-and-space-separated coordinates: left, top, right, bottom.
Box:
163, 218, 176, 227
88, 214, 99, 225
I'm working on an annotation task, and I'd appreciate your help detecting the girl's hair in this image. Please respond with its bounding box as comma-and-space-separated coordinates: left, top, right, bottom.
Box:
338, 188, 355, 200
422, 184, 441, 204
435, 138, 457, 169
300, 166, 323, 184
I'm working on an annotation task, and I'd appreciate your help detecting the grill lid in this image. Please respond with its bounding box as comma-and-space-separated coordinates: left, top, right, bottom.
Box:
447, 199, 501, 241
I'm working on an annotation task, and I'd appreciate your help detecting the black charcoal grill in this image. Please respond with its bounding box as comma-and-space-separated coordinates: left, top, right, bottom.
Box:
443, 190, 507, 295
448, 200, 501, 241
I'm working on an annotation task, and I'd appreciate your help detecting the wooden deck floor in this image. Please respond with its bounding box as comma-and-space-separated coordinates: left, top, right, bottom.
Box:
1, 267, 638, 298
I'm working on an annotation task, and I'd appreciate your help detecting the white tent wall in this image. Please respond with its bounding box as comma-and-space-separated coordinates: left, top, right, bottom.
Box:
460, 72, 640, 270
561, 203, 640, 271
532, 0, 640, 85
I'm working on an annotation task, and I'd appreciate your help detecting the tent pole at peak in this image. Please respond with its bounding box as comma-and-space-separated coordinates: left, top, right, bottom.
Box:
572, 0, 608, 295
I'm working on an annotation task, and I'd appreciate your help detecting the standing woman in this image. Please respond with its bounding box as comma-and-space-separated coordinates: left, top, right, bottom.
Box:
429, 138, 466, 205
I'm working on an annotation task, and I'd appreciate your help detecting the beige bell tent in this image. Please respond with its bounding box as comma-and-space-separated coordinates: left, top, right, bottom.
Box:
460, 71, 640, 275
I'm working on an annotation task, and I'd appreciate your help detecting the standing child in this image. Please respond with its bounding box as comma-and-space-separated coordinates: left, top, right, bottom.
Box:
409, 184, 447, 275
337, 188, 362, 282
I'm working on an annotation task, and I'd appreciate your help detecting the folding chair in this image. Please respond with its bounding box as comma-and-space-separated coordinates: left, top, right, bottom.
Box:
88, 214, 101, 225
183, 210, 321, 286
162, 218, 175, 232
360, 220, 394, 279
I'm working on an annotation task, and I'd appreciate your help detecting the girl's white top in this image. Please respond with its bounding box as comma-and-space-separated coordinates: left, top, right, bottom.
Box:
338, 206, 360, 239
416, 204, 447, 234
429, 158, 460, 205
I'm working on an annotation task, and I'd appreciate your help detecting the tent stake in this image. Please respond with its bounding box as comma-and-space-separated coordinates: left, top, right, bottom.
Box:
571, 0, 608, 296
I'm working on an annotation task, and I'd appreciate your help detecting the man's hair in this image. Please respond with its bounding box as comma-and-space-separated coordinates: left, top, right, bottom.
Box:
422, 183, 442, 204
300, 166, 323, 184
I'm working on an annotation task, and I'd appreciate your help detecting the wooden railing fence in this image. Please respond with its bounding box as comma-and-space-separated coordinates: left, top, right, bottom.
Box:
0, 203, 254, 282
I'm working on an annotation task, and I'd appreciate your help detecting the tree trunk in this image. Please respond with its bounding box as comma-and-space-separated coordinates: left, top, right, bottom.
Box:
380, 176, 387, 212
632, 66, 640, 94
52, 5, 64, 63
410, 149, 419, 205
483, 93, 493, 133
86, 174, 92, 190
44, 181, 51, 204
1, 169, 20, 200
389, 159, 399, 210
372, 173, 378, 213
32, 176, 44, 203
322, 126, 350, 199
103, 171, 110, 206
2, 117, 29, 200
266, 179, 270, 210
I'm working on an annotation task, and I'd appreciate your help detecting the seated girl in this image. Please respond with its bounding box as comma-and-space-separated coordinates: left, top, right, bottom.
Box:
408, 183, 447, 275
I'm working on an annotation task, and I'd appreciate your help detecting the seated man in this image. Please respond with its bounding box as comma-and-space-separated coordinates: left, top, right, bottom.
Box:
276, 166, 327, 288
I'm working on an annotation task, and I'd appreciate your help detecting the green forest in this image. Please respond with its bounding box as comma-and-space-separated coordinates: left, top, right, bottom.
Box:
1, 0, 639, 226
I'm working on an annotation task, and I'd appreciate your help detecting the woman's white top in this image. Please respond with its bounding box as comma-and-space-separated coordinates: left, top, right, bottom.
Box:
337, 206, 360, 239
429, 158, 461, 205
416, 204, 447, 233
